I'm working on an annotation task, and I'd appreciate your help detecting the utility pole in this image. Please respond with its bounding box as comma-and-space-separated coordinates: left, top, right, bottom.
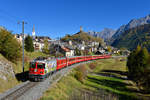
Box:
18, 21, 27, 73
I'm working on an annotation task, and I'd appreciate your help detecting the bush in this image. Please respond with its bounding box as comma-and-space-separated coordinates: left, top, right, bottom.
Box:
74, 65, 87, 83
89, 62, 97, 70
75, 71, 83, 82
0, 29, 21, 62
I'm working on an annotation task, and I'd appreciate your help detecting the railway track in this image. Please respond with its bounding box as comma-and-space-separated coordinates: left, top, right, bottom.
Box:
1, 82, 38, 100
0, 61, 93, 100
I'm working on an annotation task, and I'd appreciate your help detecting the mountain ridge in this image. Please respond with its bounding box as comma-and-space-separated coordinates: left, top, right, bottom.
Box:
112, 14, 150, 39
88, 28, 116, 40
112, 24, 150, 51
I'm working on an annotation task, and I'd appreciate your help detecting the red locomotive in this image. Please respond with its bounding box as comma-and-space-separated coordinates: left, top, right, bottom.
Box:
29, 55, 111, 81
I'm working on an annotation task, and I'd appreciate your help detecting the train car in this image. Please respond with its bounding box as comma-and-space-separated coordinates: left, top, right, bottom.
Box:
68, 57, 76, 65
92, 55, 97, 60
75, 56, 85, 63
29, 58, 57, 81
85, 56, 92, 61
29, 55, 111, 81
56, 57, 67, 70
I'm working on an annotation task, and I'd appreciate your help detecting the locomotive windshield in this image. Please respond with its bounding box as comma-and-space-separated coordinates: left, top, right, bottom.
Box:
37, 63, 45, 69
30, 63, 36, 68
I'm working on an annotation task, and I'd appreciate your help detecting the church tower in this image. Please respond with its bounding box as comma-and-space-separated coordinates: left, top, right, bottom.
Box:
32, 25, 35, 39
80, 26, 83, 32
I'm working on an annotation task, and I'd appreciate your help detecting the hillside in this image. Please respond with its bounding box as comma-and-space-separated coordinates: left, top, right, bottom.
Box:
61, 31, 103, 44
41, 58, 149, 100
112, 14, 150, 40
0, 51, 50, 93
112, 24, 150, 50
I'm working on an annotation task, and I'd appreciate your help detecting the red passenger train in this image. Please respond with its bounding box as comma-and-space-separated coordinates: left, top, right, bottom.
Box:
29, 55, 111, 81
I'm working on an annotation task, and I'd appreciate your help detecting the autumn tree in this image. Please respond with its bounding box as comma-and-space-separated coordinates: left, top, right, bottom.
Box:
0, 28, 22, 62
107, 46, 112, 52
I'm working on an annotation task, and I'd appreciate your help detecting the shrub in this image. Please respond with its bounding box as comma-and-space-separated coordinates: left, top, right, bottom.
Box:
89, 62, 97, 70
75, 71, 83, 82
74, 65, 87, 83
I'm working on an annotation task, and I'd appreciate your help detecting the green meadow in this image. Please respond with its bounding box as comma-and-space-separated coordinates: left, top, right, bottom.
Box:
41, 57, 150, 100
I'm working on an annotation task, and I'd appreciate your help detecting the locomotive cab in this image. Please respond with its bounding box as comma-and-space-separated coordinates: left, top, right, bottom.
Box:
29, 59, 57, 81
29, 61, 46, 81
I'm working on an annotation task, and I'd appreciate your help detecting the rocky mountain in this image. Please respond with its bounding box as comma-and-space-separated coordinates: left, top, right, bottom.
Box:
88, 28, 116, 40
112, 14, 150, 39
112, 24, 150, 51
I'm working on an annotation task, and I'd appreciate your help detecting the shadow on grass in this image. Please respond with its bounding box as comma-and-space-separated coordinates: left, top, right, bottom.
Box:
15, 71, 29, 82
87, 76, 139, 93
96, 72, 128, 80
86, 76, 139, 100
101, 70, 128, 76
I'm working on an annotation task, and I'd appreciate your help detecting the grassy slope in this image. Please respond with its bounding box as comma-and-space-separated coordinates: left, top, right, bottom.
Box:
41, 57, 150, 100
41, 75, 83, 100
0, 51, 49, 93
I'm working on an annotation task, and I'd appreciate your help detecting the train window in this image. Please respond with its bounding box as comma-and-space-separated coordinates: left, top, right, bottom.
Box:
30, 63, 36, 68
37, 64, 45, 69
78, 57, 82, 59
69, 58, 75, 61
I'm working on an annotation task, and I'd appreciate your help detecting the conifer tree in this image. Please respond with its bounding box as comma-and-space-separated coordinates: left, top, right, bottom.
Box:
127, 45, 141, 81
135, 45, 141, 54
25, 35, 34, 52
75, 48, 81, 56
42, 39, 49, 54
127, 46, 150, 91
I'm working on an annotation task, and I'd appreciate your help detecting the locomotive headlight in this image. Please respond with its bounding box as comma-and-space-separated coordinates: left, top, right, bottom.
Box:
34, 69, 37, 72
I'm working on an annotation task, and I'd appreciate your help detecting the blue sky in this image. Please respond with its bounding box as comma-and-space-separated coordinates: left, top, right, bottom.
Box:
0, 0, 150, 39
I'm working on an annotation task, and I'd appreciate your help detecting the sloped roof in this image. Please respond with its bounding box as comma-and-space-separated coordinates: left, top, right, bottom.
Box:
61, 46, 70, 52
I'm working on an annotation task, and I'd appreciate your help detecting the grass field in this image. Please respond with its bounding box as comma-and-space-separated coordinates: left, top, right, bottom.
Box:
41, 75, 83, 100
84, 58, 138, 100
41, 57, 150, 100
